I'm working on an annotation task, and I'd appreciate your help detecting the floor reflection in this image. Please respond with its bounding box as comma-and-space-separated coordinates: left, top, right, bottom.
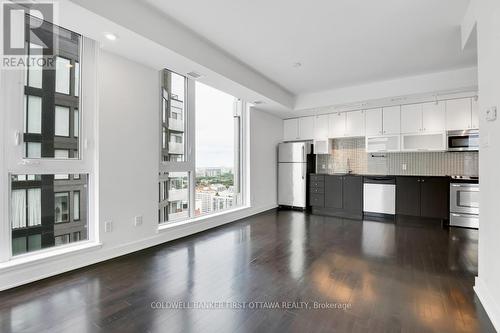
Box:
0, 210, 494, 333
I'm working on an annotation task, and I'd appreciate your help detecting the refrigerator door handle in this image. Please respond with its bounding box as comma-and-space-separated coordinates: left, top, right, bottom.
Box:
302, 145, 305, 161
302, 163, 305, 180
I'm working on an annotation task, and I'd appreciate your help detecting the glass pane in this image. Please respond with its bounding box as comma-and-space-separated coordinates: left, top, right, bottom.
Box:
27, 43, 43, 88
27, 188, 41, 227
73, 191, 80, 220
55, 106, 70, 136
55, 57, 71, 94
26, 95, 42, 134
26, 142, 41, 158
28, 234, 42, 252
23, 19, 80, 159
55, 192, 69, 223
11, 174, 88, 256
12, 237, 27, 256
195, 82, 239, 217
161, 70, 186, 162
159, 172, 189, 223
74, 62, 80, 97
74, 109, 79, 137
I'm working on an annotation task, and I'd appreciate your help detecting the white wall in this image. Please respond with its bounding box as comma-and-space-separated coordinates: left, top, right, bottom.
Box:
469, 0, 500, 330
294, 67, 478, 111
250, 109, 283, 208
0, 51, 281, 290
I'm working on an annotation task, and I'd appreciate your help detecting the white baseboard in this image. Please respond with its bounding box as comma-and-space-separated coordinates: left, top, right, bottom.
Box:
474, 276, 500, 331
0, 204, 277, 291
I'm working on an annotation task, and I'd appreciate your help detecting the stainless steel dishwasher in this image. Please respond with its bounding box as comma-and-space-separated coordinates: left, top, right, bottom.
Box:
363, 176, 396, 220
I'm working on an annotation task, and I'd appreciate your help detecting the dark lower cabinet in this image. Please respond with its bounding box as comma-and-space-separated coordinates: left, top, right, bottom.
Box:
396, 177, 421, 216
311, 174, 363, 219
343, 176, 363, 212
324, 175, 343, 209
396, 176, 449, 220
420, 177, 449, 219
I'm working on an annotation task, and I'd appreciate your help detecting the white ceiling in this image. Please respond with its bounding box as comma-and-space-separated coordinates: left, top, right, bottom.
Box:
143, 0, 476, 95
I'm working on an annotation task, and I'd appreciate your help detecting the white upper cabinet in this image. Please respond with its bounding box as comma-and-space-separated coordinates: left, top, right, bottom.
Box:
382, 106, 401, 135
328, 113, 346, 138
422, 101, 446, 132
298, 116, 314, 140
401, 104, 422, 133
313, 114, 329, 139
471, 97, 479, 129
446, 98, 473, 131
283, 118, 299, 141
365, 108, 383, 136
345, 110, 365, 137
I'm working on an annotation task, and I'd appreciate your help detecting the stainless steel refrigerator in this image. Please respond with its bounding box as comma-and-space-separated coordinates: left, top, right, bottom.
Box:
278, 142, 314, 209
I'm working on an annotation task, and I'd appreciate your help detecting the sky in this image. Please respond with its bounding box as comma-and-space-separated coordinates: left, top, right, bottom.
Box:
195, 81, 236, 168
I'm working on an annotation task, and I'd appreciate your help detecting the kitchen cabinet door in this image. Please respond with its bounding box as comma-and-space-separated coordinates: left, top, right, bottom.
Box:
328, 113, 346, 138
345, 110, 365, 137
283, 118, 299, 141
298, 116, 315, 140
420, 177, 449, 219
396, 177, 421, 216
325, 175, 343, 209
422, 101, 446, 132
382, 106, 401, 135
365, 108, 383, 136
342, 176, 363, 212
446, 98, 471, 131
314, 114, 329, 139
471, 97, 479, 129
401, 104, 422, 133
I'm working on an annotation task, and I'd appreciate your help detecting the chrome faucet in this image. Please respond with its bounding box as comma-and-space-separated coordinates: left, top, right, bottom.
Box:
347, 158, 353, 174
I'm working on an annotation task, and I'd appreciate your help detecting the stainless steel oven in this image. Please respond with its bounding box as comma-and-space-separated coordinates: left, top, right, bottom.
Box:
450, 182, 479, 229
447, 129, 479, 152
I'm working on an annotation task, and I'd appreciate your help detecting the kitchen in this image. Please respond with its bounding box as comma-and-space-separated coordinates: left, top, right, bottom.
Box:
279, 93, 480, 229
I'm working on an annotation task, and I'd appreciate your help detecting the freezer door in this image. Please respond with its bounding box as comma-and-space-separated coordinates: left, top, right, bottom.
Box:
278, 142, 310, 163
278, 163, 307, 207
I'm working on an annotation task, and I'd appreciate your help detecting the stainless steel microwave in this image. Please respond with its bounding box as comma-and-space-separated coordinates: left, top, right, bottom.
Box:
447, 129, 479, 152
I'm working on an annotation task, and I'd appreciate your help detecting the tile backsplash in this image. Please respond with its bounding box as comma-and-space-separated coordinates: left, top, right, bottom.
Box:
316, 137, 478, 176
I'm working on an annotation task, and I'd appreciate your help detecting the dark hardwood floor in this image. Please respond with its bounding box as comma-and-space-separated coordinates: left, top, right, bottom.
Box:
0, 210, 495, 333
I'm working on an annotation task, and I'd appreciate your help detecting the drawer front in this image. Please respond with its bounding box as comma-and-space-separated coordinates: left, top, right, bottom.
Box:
310, 181, 325, 188
310, 187, 325, 194
310, 174, 325, 182
310, 194, 325, 207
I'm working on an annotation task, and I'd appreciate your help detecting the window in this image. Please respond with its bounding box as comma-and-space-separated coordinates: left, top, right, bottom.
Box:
25, 95, 42, 134
55, 192, 70, 223
73, 191, 80, 221
158, 70, 245, 225
55, 234, 70, 246
22, 17, 81, 159
55, 106, 70, 137
161, 70, 186, 162
159, 69, 192, 224
1, 15, 97, 260
55, 57, 71, 95
194, 82, 242, 217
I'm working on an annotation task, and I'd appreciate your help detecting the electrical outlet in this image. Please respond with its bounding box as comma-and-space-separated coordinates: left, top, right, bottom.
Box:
104, 221, 113, 233
402, 163, 407, 171
322, 164, 326, 169
134, 215, 143, 227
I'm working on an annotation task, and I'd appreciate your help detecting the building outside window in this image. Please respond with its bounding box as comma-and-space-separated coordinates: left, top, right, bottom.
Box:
1, 14, 96, 259
194, 82, 242, 217
158, 70, 245, 224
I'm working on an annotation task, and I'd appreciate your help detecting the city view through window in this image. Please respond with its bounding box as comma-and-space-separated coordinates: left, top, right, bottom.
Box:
194, 82, 238, 217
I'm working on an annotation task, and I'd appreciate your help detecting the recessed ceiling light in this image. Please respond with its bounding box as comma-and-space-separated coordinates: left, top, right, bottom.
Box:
292, 62, 302, 68
104, 33, 118, 41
